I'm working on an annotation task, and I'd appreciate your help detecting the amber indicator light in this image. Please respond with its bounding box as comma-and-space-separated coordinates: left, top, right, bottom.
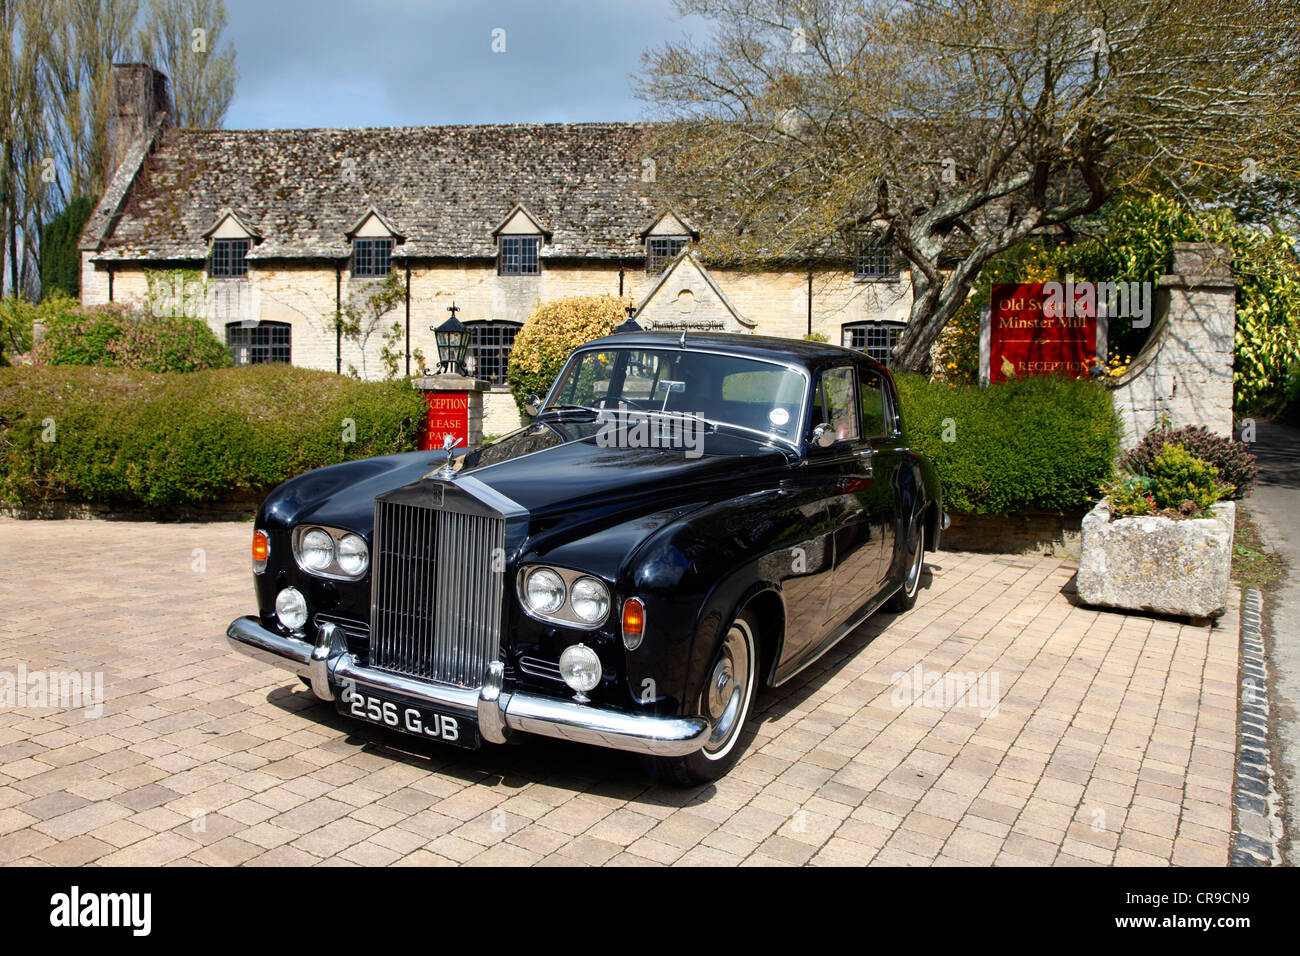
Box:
252, 530, 270, 565
621, 597, 645, 637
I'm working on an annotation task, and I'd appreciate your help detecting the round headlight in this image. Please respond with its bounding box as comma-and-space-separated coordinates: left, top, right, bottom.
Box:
275, 587, 308, 632
569, 576, 610, 623
299, 529, 334, 571
559, 643, 602, 695
336, 533, 369, 576
524, 568, 565, 615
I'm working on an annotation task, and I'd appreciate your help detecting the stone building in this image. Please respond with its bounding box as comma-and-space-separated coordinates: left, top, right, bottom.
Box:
80, 65, 914, 435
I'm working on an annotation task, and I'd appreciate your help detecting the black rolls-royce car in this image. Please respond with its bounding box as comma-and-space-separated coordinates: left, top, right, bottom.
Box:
227, 333, 945, 783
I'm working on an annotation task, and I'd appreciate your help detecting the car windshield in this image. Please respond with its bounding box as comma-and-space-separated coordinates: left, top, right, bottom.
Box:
546, 348, 807, 442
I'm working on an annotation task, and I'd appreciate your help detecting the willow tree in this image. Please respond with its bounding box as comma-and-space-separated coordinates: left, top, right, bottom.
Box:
139, 0, 237, 129
639, 0, 1300, 369
2, 0, 236, 298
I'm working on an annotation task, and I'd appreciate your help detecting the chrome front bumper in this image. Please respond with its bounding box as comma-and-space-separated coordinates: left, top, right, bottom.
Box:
226, 617, 710, 758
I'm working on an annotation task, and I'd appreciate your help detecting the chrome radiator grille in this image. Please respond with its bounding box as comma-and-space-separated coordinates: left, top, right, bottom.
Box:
368, 498, 505, 687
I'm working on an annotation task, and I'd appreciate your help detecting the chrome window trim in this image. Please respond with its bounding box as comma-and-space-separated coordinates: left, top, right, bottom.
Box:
516, 564, 610, 630
291, 525, 369, 581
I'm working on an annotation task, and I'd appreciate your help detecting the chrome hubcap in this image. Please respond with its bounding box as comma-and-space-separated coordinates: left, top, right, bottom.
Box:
703, 621, 753, 757
905, 533, 923, 595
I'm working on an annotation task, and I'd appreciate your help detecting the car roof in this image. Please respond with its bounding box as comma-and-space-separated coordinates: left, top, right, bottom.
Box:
580, 331, 889, 374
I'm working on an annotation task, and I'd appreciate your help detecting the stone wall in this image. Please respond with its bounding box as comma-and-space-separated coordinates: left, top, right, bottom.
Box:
1107, 243, 1236, 449
483, 391, 523, 439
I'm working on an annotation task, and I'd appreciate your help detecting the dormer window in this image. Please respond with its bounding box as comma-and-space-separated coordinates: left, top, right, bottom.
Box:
353, 237, 394, 277
345, 209, 403, 277
646, 236, 688, 274
855, 237, 897, 280
499, 236, 540, 276
492, 204, 549, 277
203, 208, 259, 278
211, 238, 250, 278
641, 211, 698, 275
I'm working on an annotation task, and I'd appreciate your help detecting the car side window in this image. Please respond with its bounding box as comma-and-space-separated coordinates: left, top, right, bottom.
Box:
858, 367, 888, 437
814, 367, 858, 442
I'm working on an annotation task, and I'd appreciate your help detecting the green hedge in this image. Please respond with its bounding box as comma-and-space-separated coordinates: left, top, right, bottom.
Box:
0, 365, 426, 510
896, 373, 1119, 514
32, 295, 232, 373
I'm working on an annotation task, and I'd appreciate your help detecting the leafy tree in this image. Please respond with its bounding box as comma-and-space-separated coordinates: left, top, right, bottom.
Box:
138, 0, 237, 129
930, 190, 1300, 412
39, 196, 96, 299
640, 0, 1300, 370
4, 0, 238, 299
506, 295, 627, 413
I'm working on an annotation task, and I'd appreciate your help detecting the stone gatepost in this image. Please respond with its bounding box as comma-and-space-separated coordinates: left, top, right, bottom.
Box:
1108, 242, 1236, 449
412, 374, 488, 451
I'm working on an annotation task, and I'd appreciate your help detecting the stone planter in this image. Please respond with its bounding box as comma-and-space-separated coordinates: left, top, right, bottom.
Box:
1077, 497, 1235, 619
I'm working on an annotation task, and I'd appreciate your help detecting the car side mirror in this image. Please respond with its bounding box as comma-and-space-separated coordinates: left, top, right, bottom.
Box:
524, 394, 542, 417
811, 423, 835, 448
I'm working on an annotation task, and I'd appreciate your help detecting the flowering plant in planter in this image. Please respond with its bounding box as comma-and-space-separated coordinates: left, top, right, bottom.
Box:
1079, 442, 1237, 619
1103, 442, 1234, 519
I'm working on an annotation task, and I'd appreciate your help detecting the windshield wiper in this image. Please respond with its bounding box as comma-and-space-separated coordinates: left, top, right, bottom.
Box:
647, 409, 717, 432
537, 403, 601, 419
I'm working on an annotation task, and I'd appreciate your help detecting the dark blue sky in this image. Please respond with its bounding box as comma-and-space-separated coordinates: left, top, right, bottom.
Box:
223, 0, 708, 129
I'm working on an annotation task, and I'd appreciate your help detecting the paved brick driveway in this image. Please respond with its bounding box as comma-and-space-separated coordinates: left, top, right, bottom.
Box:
0, 518, 1238, 866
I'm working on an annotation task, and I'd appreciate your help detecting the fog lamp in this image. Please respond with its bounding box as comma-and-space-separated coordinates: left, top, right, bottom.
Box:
559, 643, 602, 702
275, 587, 308, 632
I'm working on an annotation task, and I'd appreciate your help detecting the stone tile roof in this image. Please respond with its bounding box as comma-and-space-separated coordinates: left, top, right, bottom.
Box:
84, 122, 661, 261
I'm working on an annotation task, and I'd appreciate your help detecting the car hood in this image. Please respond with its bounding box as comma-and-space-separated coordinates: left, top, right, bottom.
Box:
262, 419, 791, 538
457, 419, 791, 517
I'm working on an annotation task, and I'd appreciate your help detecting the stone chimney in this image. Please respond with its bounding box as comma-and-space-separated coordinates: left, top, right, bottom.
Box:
104, 63, 175, 184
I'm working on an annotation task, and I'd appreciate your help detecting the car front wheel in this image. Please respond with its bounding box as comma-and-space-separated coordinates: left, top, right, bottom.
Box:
644, 608, 759, 786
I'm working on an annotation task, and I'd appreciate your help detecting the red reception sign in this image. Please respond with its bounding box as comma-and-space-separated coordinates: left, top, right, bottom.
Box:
420, 391, 469, 451
988, 283, 1098, 384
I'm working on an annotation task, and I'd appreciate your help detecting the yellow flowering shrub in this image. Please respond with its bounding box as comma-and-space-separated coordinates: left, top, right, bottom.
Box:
506, 295, 628, 413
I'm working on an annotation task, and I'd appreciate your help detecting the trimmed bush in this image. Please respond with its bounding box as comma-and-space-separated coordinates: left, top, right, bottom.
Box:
506, 295, 627, 413
1119, 423, 1258, 499
896, 373, 1120, 514
0, 365, 426, 510
1141, 443, 1233, 513
31, 298, 231, 373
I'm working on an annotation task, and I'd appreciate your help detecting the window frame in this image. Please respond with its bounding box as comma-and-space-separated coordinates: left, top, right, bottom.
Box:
842, 320, 905, 366
463, 320, 522, 387
498, 235, 541, 276
226, 320, 291, 366
856, 365, 897, 439
210, 238, 250, 278
854, 236, 898, 281
646, 235, 689, 274
352, 237, 395, 277
812, 365, 860, 445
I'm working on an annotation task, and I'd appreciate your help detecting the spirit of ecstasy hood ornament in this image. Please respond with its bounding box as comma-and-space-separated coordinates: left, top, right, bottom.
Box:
435, 433, 464, 480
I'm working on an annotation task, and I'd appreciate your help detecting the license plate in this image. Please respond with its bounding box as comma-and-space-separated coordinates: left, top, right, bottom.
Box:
339, 686, 480, 749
